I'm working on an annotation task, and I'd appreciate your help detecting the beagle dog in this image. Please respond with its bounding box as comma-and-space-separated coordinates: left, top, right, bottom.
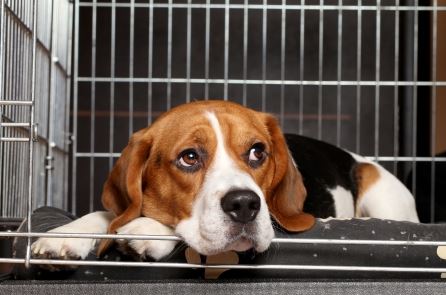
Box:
32, 100, 419, 261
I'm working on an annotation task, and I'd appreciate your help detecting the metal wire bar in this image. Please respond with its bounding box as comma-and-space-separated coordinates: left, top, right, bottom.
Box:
129, 0, 135, 136
0, 137, 30, 142
430, 0, 438, 223
298, 0, 304, 135
3, 231, 446, 247
3, 257, 446, 273
411, 0, 419, 198
204, 0, 209, 100
71, 0, 80, 214
24, 0, 38, 270
224, 0, 229, 101
1, 129, 60, 149
336, 0, 342, 147
74, 153, 446, 163
279, 0, 285, 127
393, 0, 400, 174
374, 0, 381, 161
109, 0, 116, 170
0, 231, 181, 241
64, 0, 74, 210
0, 100, 33, 105
261, 0, 266, 111
89, 0, 97, 213
242, 0, 248, 106
46, 0, 57, 207
0, 122, 31, 127
11, 6, 18, 118
317, 0, 323, 140
76, 3, 446, 12
167, 0, 172, 109
0, 1, 4, 114
186, 0, 191, 103
76, 77, 446, 86
147, 0, 153, 124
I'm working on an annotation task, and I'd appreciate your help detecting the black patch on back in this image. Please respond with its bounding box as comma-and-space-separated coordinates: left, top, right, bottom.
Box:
284, 134, 358, 218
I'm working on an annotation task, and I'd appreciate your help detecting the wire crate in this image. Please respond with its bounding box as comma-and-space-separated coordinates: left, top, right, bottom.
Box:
0, 0, 72, 219
1, 0, 446, 291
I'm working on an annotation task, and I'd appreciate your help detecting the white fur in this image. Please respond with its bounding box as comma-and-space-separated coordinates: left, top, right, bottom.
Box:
116, 217, 178, 260
31, 211, 113, 259
329, 186, 355, 218
175, 112, 274, 255
349, 153, 419, 222
32, 212, 177, 261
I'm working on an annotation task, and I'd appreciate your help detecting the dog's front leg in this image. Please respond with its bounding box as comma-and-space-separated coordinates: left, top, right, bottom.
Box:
31, 211, 114, 260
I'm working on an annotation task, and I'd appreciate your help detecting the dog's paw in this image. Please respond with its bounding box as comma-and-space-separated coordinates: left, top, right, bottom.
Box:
31, 225, 96, 262
116, 217, 178, 261
30, 211, 113, 271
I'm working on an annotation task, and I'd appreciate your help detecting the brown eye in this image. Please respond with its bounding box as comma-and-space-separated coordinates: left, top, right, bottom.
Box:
176, 148, 206, 173
248, 143, 266, 167
179, 150, 199, 167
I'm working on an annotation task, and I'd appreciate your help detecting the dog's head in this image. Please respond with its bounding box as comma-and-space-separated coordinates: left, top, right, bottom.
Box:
101, 100, 314, 255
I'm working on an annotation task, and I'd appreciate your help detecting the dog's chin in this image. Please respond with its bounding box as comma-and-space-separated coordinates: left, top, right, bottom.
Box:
194, 238, 254, 256
192, 235, 271, 256
179, 221, 275, 256
225, 237, 254, 252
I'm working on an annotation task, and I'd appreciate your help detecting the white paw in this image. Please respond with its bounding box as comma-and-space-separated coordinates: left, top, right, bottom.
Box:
116, 217, 178, 261
31, 211, 113, 260
31, 224, 96, 260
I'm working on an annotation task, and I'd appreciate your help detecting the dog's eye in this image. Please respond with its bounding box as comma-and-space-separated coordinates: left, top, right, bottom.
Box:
176, 148, 206, 173
248, 143, 266, 168
179, 149, 199, 167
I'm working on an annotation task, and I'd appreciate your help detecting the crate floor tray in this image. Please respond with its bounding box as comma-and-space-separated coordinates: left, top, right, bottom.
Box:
8, 207, 446, 280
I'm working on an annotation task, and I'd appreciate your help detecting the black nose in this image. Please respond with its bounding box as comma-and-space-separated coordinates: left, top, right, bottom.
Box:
221, 190, 261, 224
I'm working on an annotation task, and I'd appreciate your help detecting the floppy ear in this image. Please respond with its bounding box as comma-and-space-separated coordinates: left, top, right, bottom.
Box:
263, 115, 315, 232
97, 128, 152, 255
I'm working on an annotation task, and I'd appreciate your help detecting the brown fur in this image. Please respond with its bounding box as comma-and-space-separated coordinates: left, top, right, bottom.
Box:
355, 162, 380, 216
97, 100, 315, 256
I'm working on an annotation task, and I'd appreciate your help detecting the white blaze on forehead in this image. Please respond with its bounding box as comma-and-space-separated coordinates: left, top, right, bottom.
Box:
205, 111, 233, 168
203, 111, 262, 193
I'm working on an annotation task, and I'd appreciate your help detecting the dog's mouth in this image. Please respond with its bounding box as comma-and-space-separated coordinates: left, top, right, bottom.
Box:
179, 225, 263, 256
208, 224, 266, 254
199, 235, 256, 255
